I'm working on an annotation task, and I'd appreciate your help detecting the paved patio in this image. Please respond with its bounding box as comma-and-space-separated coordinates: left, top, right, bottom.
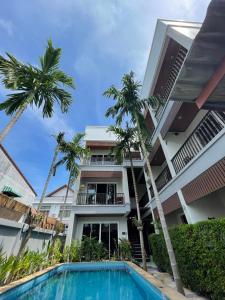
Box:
147, 263, 208, 300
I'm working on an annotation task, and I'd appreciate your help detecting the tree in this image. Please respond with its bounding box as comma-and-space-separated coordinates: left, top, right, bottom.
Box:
108, 124, 147, 270
37, 132, 66, 211
103, 71, 184, 294
0, 39, 75, 144
54, 133, 90, 221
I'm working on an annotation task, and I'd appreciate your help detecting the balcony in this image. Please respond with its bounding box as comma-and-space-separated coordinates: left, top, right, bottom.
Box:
149, 165, 172, 198
153, 44, 188, 121
172, 111, 225, 174
76, 193, 124, 205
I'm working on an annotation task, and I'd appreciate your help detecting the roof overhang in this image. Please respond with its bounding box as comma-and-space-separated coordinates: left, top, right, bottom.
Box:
171, 0, 225, 110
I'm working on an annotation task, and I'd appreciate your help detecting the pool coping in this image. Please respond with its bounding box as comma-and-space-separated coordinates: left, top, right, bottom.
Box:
0, 261, 187, 300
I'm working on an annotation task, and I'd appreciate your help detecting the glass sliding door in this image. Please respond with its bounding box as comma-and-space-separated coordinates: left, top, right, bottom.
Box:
82, 223, 118, 258
87, 184, 96, 204
107, 184, 116, 204
101, 224, 110, 257
110, 223, 118, 256
96, 184, 107, 204
82, 223, 100, 242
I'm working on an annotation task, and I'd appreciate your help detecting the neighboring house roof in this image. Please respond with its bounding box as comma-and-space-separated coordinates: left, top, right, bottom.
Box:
0, 145, 37, 196
46, 184, 74, 197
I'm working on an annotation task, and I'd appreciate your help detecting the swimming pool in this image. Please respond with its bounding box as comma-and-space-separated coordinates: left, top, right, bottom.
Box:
0, 262, 170, 300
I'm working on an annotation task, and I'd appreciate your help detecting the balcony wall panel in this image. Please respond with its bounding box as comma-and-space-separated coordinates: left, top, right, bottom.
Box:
182, 157, 225, 204
81, 171, 122, 179
153, 193, 181, 218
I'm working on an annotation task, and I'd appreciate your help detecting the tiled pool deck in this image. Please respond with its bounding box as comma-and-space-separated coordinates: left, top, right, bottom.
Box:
0, 261, 187, 300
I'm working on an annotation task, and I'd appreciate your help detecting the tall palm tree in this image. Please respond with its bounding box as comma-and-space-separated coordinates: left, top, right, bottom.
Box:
108, 124, 148, 270
54, 133, 90, 221
103, 71, 184, 294
0, 39, 75, 144
37, 132, 66, 211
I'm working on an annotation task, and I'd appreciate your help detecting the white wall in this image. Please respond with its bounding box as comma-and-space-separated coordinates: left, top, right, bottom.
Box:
74, 216, 128, 241
165, 208, 185, 227
0, 147, 36, 205
85, 126, 117, 142
187, 187, 225, 223
0, 218, 53, 256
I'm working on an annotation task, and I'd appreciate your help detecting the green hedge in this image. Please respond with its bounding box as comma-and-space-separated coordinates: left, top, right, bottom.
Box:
149, 218, 225, 300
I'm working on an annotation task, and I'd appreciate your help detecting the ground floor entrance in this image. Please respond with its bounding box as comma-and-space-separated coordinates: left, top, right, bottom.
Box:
82, 222, 118, 257
72, 215, 128, 258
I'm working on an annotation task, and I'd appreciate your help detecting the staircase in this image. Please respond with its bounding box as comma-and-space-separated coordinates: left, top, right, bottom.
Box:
129, 236, 150, 263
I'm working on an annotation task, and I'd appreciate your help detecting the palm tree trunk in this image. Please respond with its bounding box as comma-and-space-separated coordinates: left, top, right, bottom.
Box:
129, 149, 147, 271
135, 117, 184, 295
60, 172, 71, 222
0, 106, 26, 144
37, 144, 59, 211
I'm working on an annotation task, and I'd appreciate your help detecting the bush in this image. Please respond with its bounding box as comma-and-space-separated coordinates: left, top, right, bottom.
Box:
63, 240, 81, 262
149, 218, 225, 300
118, 238, 132, 260
80, 237, 108, 261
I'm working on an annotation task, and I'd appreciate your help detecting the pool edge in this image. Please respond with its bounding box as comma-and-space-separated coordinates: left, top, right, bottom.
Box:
126, 262, 186, 300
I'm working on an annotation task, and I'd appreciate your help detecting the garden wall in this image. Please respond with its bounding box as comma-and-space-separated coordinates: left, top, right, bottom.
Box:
0, 218, 53, 256
149, 218, 225, 300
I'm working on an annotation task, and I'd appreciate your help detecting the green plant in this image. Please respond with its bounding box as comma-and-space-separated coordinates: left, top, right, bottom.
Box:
0, 39, 75, 144
63, 240, 81, 262
118, 238, 132, 261
149, 218, 225, 300
48, 238, 62, 264
80, 237, 107, 261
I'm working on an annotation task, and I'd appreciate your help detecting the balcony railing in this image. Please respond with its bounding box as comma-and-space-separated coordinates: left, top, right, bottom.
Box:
155, 46, 188, 121
172, 111, 225, 174
76, 193, 124, 205
83, 160, 118, 166
149, 165, 172, 199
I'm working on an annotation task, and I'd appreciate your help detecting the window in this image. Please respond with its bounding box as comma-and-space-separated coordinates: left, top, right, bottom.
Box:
82, 223, 118, 258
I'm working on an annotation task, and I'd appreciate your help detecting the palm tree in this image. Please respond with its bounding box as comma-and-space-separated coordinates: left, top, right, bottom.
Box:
54, 133, 90, 221
0, 39, 75, 144
103, 71, 184, 294
108, 124, 148, 270
37, 132, 66, 211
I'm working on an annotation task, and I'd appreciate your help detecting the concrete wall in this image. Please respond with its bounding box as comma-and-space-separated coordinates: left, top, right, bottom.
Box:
0, 147, 36, 206
165, 208, 185, 227
0, 218, 53, 256
74, 215, 128, 241
85, 126, 117, 142
187, 187, 225, 223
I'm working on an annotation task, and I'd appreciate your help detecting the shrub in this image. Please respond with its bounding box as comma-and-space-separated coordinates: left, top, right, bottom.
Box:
63, 240, 81, 262
118, 238, 132, 260
80, 237, 107, 261
149, 218, 225, 300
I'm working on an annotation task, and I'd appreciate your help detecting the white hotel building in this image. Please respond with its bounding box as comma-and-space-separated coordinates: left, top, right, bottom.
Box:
67, 5, 225, 257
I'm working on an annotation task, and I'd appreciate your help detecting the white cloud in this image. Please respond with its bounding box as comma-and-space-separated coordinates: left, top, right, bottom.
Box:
0, 18, 14, 36
26, 107, 74, 140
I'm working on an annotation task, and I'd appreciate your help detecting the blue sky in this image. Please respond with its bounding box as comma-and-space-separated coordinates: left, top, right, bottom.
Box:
0, 0, 211, 196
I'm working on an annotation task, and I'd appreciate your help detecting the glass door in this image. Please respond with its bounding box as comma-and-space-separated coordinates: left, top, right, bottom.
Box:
96, 184, 107, 204
87, 184, 96, 204
107, 184, 116, 204
100, 223, 118, 258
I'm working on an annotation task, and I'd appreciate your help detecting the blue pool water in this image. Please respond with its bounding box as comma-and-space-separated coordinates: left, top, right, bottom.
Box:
0, 263, 169, 300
